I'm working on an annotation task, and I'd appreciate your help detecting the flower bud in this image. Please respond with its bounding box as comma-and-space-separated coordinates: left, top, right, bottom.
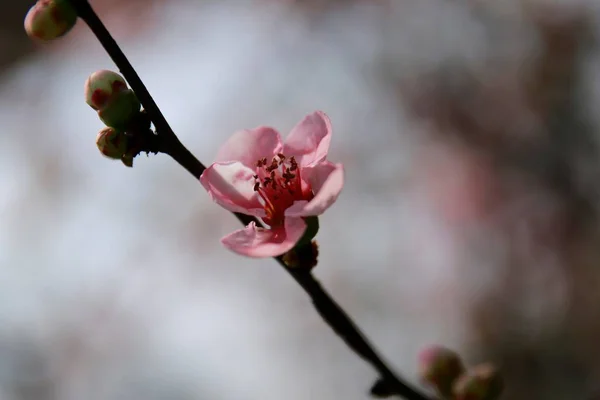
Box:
97, 89, 141, 130
96, 127, 128, 160
453, 363, 503, 400
418, 345, 465, 397
84, 70, 129, 111
24, 0, 77, 42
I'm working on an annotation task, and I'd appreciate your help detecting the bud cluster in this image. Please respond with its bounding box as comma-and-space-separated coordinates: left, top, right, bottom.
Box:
418, 345, 503, 400
85, 70, 143, 167
24, 4, 145, 167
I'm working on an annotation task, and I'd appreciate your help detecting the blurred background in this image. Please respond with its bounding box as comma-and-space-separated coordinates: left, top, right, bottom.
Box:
2, 0, 600, 399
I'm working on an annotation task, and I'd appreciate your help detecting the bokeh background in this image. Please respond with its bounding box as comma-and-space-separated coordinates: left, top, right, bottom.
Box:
2, 0, 600, 399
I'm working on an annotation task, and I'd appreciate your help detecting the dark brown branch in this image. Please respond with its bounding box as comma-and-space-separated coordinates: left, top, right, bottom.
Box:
66, 1, 429, 398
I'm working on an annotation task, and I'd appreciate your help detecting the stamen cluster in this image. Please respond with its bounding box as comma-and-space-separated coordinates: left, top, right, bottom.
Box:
252, 154, 307, 226
254, 154, 298, 192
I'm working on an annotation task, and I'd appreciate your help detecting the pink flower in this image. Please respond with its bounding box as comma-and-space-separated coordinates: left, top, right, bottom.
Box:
200, 111, 344, 257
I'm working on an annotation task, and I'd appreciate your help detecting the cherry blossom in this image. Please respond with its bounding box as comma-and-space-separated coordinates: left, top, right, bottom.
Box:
201, 111, 344, 257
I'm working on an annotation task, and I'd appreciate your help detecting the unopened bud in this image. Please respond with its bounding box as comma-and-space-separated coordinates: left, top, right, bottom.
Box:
98, 89, 141, 130
84, 70, 141, 129
84, 70, 128, 111
24, 0, 77, 42
96, 127, 128, 160
453, 363, 503, 400
418, 345, 465, 397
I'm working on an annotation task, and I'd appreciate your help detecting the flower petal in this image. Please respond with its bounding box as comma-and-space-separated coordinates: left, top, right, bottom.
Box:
221, 218, 307, 258
283, 111, 332, 167
215, 126, 283, 168
200, 161, 266, 216
285, 161, 344, 217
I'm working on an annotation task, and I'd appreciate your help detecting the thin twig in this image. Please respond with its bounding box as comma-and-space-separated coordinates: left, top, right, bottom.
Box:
67, 1, 429, 398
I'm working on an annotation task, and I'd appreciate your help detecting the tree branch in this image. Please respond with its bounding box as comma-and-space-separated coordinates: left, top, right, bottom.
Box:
66, 1, 429, 398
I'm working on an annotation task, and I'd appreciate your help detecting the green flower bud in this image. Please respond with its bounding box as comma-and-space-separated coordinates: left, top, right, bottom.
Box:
96, 127, 128, 160
418, 345, 465, 397
24, 0, 77, 42
98, 89, 141, 130
453, 363, 503, 400
84, 70, 129, 111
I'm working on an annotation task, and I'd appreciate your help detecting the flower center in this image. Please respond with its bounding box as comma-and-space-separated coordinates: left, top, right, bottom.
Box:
253, 154, 312, 226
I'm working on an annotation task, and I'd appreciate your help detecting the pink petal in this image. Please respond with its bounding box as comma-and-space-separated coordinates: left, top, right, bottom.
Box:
200, 161, 266, 217
283, 111, 332, 167
285, 161, 344, 217
215, 126, 283, 168
221, 218, 307, 258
